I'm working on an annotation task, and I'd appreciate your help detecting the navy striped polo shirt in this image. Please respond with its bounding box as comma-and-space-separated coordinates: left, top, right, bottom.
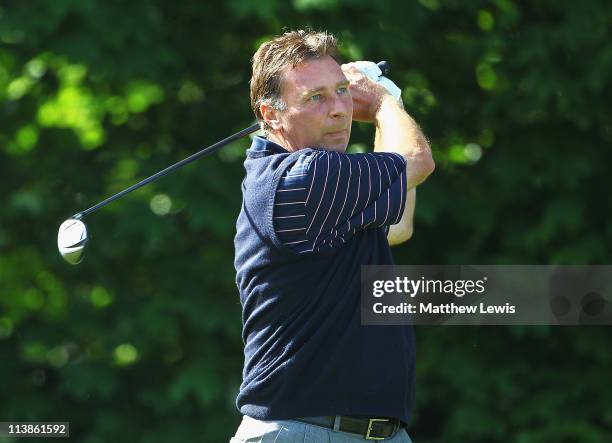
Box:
234, 136, 416, 424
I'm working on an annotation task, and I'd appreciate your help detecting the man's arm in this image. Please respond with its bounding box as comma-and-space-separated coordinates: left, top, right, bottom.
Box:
343, 64, 434, 245
387, 187, 415, 246
343, 64, 434, 188
373, 89, 433, 245
373, 121, 422, 246
373, 95, 434, 189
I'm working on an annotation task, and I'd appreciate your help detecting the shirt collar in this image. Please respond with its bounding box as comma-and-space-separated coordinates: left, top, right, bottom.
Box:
248, 136, 290, 157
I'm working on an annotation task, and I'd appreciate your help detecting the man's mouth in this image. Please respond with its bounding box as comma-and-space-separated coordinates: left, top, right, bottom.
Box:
326, 129, 347, 137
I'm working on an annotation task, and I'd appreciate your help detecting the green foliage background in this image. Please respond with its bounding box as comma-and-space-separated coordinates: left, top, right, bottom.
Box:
1, 1, 611, 442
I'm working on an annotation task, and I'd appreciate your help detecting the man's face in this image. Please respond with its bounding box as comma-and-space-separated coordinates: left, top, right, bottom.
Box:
266, 55, 353, 152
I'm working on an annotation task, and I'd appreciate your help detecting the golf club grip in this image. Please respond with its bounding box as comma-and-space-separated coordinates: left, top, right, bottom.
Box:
377, 61, 390, 76
72, 61, 390, 219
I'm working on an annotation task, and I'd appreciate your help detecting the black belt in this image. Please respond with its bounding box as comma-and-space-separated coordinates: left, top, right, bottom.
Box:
294, 416, 402, 440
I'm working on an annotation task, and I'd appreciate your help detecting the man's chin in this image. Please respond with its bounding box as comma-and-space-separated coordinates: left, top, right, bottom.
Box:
319, 142, 348, 153
320, 134, 350, 152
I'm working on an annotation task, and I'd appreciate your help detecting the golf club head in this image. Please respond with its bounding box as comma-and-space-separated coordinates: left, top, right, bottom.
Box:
57, 218, 88, 265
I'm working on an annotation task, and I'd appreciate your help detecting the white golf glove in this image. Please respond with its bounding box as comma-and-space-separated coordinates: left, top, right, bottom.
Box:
352, 61, 403, 102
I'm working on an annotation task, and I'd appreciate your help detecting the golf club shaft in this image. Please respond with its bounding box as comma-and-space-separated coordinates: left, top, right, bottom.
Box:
73, 122, 260, 219
72, 61, 390, 220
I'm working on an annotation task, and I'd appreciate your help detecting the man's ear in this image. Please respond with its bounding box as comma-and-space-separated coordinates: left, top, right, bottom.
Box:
260, 103, 283, 131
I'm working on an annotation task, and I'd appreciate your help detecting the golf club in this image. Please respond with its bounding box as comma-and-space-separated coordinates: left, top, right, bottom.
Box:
57, 61, 391, 264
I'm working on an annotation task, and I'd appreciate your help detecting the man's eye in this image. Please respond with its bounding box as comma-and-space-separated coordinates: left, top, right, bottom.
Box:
337, 87, 348, 94
309, 94, 322, 102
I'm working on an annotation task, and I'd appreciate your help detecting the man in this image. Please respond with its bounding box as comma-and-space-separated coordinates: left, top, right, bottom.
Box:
232, 30, 434, 442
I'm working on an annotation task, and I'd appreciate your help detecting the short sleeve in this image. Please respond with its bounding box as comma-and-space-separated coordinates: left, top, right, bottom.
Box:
273, 150, 407, 253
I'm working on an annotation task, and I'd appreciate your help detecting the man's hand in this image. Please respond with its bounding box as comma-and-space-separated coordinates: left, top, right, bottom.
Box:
341, 63, 391, 123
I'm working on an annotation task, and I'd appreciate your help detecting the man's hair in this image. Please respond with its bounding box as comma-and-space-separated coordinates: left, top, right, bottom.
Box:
250, 29, 341, 130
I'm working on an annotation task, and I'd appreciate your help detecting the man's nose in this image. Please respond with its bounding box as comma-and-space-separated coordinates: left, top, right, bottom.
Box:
329, 94, 350, 119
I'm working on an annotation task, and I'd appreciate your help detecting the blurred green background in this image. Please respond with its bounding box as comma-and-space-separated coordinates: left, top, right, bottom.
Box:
1, 1, 611, 442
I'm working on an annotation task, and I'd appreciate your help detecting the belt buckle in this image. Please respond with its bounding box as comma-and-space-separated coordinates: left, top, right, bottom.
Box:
365, 418, 390, 440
